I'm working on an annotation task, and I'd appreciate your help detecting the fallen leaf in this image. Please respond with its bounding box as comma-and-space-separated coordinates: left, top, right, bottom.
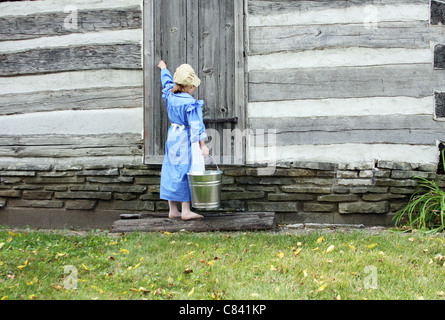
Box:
187, 287, 194, 296
91, 285, 104, 294
276, 251, 285, 259
120, 248, 129, 254
0, 242, 4, 250
207, 260, 215, 266
139, 287, 150, 294
81, 263, 91, 271
154, 288, 162, 296
367, 243, 378, 249
316, 236, 325, 244
184, 268, 193, 274
317, 284, 327, 292
17, 260, 29, 271
293, 248, 302, 256
326, 245, 335, 253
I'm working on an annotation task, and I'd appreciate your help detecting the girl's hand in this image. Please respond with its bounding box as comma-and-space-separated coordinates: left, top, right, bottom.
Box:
157, 60, 167, 70
201, 144, 210, 157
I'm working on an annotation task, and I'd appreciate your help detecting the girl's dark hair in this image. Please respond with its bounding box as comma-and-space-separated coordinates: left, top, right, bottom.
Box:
171, 84, 191, 94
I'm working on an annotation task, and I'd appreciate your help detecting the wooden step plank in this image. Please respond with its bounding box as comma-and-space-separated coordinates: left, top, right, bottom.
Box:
111, 212, 276, 233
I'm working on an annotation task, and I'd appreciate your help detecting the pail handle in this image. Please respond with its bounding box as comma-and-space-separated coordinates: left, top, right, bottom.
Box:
207, 154, 221, 172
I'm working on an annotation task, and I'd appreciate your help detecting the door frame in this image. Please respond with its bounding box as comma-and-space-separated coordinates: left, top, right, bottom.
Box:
142, 0, 246, 165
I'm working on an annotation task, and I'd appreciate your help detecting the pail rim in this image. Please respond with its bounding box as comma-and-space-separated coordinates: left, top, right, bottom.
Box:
187, 170, 223, 176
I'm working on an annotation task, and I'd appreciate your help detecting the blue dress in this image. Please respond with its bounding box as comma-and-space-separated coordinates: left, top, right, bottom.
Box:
159, 68, 207, 202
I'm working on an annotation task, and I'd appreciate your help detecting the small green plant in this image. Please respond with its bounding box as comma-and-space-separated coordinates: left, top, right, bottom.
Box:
393, 150, 445, 233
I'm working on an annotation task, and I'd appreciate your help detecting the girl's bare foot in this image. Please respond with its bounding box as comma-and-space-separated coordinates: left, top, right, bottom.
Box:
181, 202, 203, 221
181, 211, 204, 221
168, 201, 181, 219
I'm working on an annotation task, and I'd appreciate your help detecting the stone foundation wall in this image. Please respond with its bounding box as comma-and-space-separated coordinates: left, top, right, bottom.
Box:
0, 161, 442, 230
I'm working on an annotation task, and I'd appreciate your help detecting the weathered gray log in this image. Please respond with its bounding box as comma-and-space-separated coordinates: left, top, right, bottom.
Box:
0, 7, 142, 41
111, 212, 276, 233
248, 0, 428, 16
249, 22, 444, 55
249, 64, 445, 101
0, 44, 141, 76
249, 115, 445, 146
0, 134, 143, 158
0, 87, 143, 115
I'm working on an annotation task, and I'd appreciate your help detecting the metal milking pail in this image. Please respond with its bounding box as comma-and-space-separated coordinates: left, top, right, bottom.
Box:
187, 155, 222, 209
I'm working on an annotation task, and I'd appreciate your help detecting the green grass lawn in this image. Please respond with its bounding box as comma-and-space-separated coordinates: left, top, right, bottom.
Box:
0, 226, 443, 300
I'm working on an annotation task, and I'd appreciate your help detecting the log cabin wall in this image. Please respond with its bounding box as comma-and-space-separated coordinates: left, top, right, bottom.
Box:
1, 0, 445, 230
0, 0, 144, 167
246, 0, 445, 165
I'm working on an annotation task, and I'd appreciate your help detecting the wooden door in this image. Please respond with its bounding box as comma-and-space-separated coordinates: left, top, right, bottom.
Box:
144, 0, 245, 165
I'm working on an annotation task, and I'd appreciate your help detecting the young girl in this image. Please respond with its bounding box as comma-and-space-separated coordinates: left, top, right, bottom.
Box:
157, 60, 209, 221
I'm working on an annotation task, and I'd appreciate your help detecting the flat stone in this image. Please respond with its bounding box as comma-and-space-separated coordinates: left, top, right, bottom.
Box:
22, 190, 53, 200
55, 191, 112, 200
281, 185, 331, 194
221, 191, 265, 200
268, 193, 315, 201
76, 169, 119, 176
339, 201, 389, 214
317, 194, 359, 202
8, 199, 64, 208
303, 203, 335, 213
247, 202, 297, 212
0, 190, 21, 198
66, 200, 97, 210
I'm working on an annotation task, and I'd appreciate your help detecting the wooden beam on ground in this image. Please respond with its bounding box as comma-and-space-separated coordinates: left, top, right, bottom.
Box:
111, 212, 276, 233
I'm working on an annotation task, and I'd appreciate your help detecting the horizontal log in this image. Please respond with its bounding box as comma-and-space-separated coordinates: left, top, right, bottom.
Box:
0, 29, 142, 55
0, 134, 143, 158
0, 108, 142, 136
248, 2, 429, 27
0, 70, 143, 95
0, 44, 141, 76
0, 86, 143, 116
249, 21, 445, 54
0, 133, 142, 147
250, 115, 445, 145
248, 64, 445, 101
0, 6, 142, 41
247, 96, 434, 118
248, 0, 428, 16
111, 212, 277, 233
246, 144, 438, 165
248, 48, 432, 71
250, 115, 444, 132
